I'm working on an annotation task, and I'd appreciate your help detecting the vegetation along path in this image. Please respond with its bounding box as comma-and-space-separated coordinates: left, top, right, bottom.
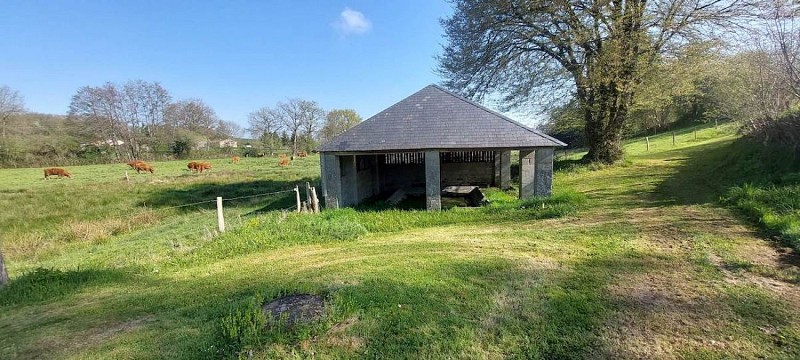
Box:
1, 125, 799, 359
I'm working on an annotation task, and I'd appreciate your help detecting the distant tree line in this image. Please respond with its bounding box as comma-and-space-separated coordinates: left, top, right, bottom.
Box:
0, 80, 364, 167
247, 101, 362, 156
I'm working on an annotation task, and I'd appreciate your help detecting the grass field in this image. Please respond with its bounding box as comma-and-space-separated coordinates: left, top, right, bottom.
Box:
1, 126, 800, 359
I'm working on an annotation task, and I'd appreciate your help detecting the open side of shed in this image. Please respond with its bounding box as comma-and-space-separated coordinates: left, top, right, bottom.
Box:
317, 85, 566, 211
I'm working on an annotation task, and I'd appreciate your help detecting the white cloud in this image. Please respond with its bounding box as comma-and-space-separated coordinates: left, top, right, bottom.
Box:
333, 7, 372, 36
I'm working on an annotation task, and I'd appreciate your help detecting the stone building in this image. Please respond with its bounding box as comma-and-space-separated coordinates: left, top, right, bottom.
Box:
317, 85, 566, 211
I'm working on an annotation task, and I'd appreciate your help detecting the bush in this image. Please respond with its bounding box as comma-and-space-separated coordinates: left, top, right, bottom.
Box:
215, 295, 268, 358
170, 138, 193, 159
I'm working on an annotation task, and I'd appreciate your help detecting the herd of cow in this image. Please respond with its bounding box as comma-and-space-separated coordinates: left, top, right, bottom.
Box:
42, 152, 308, 180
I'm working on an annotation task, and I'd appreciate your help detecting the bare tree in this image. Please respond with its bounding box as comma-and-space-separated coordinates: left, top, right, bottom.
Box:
299, 100, 326, 151
248, 106, 285, 149
68, 81, 173, 159
439, 0, 755, 163
68, 83, 126, 159
761, 1, 800, 101
0, 85, 25, 142
279, 99, 315, 156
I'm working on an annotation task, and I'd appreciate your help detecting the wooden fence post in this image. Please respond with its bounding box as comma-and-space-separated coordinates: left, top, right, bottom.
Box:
311, 187, 320, 213
646, 137, 650, 152
294, 185, 301, 213
216, 197, 225, 232
672, 132, 676, 146
0, 248, 8, 287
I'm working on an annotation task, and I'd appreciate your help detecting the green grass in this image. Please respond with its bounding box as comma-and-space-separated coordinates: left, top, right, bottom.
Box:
1, 127, 800, 359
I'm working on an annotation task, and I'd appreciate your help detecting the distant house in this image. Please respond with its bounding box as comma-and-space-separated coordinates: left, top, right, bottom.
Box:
317, 84, 566, 211
194, 140, 209, 151
94, 139, 125, 147
219, 139, 238, 148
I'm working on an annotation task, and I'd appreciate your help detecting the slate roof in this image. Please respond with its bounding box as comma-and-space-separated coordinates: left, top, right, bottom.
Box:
317, 84, 566, 153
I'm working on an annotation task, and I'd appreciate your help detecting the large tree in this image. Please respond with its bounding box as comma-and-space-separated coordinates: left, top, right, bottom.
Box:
320, 109, 362, 142
278, 99, 325, 156
248, 106, 285, 149
439, 0, 752, 163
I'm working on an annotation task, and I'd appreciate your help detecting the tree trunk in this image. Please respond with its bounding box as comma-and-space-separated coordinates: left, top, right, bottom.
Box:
0, 248, 8, 287
580, 88, 630, 164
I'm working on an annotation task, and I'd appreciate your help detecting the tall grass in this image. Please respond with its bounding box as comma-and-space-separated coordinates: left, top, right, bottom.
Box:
183, 189, 586, 265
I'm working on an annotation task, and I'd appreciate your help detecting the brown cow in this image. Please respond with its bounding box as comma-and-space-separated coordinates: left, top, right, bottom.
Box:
188, 161, 212, 173
44, 167, 71, 179
231, 156, 240, 164
133, 162, 154, 174
126, 160, 144, 169
278, 153, 287, 159
297, 151, 308, 158
279, 157, 290, 167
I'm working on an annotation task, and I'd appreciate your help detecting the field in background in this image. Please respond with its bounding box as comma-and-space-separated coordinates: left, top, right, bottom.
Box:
0, 155, 318, 273
1, 125, 799, 359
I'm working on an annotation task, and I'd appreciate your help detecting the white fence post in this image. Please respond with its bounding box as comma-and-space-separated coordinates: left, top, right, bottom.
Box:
216, 196, 225, 232
294, 186, 301, 213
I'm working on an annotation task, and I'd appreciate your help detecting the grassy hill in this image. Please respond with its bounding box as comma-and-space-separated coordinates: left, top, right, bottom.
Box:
1, 127, 799, 359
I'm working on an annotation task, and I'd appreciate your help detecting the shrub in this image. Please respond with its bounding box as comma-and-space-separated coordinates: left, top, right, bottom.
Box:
215, 295, 267, 358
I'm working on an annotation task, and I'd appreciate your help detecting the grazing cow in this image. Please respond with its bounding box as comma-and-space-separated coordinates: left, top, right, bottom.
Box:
126, 160, 144, 169
297, 151, 308, 158
279, 157, 290, 167
231, 156, 240, 164
133, 162, 154, 174
44, 167, 71, 179
188, 161, 212, 173
278, 153, 287, 159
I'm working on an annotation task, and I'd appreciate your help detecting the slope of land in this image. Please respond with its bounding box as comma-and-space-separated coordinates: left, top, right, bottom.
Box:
1, 125, 799, 359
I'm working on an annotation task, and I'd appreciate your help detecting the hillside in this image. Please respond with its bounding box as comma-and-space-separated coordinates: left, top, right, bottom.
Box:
0, 126, 799, 359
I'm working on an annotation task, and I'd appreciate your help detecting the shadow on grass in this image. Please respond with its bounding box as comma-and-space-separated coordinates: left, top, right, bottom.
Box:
652, 137, 800, 206
0, 267, 131, 306
140, 178, 316, 212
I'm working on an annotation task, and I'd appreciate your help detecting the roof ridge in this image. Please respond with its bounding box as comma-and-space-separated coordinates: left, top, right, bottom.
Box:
429, 84, 567, 146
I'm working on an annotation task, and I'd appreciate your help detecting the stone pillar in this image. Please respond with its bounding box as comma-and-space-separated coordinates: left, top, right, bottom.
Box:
500, 150, 511, 190
340, 155, 357, 207
534, 147, 554, 197
519, 149, 535, 199
322, 154, 341, 209
425, 150, 441, 211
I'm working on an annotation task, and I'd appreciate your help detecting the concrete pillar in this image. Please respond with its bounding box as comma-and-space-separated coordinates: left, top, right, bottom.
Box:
500, 150, 511, 190
425, 150, 441, 211
493, 151, 501, 186
340, 155, 357, 207
493, 150, 511, 189
322, 154, 341, 209
319, 154, 328, 198
519, 149, 535, 199
534, 147, 554, 197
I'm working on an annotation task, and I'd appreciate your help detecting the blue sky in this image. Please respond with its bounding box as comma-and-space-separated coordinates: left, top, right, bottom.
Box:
1, 1, 454, 130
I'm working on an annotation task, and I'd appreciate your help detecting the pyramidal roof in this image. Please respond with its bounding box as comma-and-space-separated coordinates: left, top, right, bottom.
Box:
317, 84, 566, 152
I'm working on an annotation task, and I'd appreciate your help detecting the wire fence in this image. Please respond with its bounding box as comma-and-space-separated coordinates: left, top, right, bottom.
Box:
64, 185, 319, 246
